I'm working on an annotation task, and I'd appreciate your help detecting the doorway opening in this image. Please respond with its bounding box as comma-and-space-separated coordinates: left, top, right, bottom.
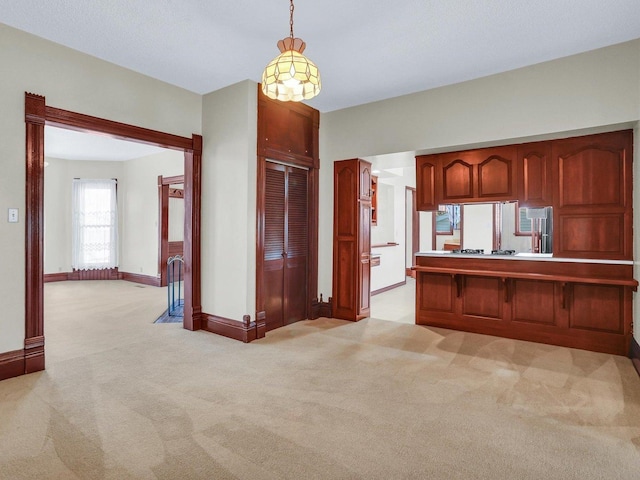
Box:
24, 92, 202, 374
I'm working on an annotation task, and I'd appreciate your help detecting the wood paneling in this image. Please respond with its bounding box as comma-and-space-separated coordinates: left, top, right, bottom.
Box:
512, 279, 556, 325
462, 276, 502, 320
417, 272, 454, 313
630, 337, 640, 378
570, 284, 623, 333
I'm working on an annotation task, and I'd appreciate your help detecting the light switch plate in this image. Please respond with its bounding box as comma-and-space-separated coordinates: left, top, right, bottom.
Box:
8, 208, 18, 223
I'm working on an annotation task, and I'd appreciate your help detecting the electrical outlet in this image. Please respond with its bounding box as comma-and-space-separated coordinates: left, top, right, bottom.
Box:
8, 208, 18, 223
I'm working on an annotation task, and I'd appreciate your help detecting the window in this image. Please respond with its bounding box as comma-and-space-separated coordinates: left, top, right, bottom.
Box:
516, 203, 533, 235
435, 204, 460, 235
72, 179, 118, 270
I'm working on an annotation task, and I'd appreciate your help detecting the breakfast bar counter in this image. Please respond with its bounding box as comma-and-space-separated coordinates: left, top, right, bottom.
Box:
413, 252, 638, 355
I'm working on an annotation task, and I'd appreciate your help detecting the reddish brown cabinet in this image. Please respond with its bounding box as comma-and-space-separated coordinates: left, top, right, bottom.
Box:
517, 141, 553, 207
416, 155, 438, 210
416, 145, 517, 210
552, 130, 633, 260
439, 146, 517, 203
414, 254, 636, 355
258, 93, 319, 167
333, 159, 372, 321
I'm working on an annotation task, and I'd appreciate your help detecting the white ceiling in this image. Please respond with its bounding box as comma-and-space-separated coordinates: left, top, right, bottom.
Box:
3, 0, 640, 113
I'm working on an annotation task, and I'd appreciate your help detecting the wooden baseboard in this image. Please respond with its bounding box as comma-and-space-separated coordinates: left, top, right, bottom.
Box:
202, 313, 266, 343
44, 272, 69, 283
0, 349, 26, 381
311, 296, 333, 319
630, 337, 640, 378
372, 280, 407, 296
122, 272, 161, 287
405, 267, 416, 279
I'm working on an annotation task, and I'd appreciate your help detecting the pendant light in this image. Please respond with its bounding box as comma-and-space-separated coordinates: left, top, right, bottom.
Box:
261, 0, 321, 102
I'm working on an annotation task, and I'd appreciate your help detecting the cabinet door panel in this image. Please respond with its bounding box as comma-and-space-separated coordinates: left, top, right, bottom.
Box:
558, 214, 624, 256
517, 142, 552, 206
335, 165, 357, 236
416, 155, 437, 210
570, 284, 623, 333
558, 148, 623, 207
359, 162, 372, 201
478, 155, 512, 198
463, 276, 501, 320
442, 159, 473, 200
334, 241, 356, 313
418, 273, 454, 313
288, 109, 313, 158
512, 279, 556, 325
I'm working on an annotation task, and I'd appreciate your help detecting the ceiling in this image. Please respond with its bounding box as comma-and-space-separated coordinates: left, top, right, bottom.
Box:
9, 1, 640, 163
3, 0, 640, 114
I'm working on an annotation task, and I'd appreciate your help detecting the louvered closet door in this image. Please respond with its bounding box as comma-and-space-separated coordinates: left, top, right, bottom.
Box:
264, 162, 309, 331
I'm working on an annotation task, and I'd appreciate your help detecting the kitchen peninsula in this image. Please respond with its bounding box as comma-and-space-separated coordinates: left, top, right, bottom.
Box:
414, 252, 637, 355
414, 130, 637, 355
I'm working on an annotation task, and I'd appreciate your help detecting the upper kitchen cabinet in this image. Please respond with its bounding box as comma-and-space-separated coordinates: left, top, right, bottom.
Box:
516, 141, 553, 207
440, 145, 517, 203
552, 130, 633, 259
415, 155, 438, 210
258, 90, 319, 167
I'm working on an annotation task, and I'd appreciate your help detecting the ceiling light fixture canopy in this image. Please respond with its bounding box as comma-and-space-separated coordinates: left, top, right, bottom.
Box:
261, 0, 321, 102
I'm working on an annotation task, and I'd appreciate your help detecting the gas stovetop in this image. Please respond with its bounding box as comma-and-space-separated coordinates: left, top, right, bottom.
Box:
450, 249, 516, 255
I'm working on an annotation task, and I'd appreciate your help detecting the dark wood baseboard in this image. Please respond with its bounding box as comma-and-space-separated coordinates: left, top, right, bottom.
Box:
122, 272, 161, 287
44, 272, 69, 283
202, 313, 266, 343
630, 337, 640, 378
405, 267, 416, 279
372, 280, 407, 297
0, 349, 26, 381
311, 296, 333, 319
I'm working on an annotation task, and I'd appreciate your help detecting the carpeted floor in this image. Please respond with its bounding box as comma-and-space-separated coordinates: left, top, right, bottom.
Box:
1, 280, 639, 479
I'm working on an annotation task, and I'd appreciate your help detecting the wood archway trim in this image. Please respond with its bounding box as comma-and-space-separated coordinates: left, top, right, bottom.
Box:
24, 92, 202, 375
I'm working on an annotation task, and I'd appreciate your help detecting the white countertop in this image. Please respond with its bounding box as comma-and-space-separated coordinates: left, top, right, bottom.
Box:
415, 251, 633, 265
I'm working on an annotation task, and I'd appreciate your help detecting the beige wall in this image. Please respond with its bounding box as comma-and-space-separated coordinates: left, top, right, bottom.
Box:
319, 39, 640, 342
201, 81, 258, 321
120, 150, 184, 276
0, 24, 201, 353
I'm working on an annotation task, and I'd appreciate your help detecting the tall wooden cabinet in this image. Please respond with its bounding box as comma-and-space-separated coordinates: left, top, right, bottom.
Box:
333, 159, 372, 321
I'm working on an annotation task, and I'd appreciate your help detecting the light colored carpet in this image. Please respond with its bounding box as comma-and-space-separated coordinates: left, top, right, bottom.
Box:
1, 280, 639, 479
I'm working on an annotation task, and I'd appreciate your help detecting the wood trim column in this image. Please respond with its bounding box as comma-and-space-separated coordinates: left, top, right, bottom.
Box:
183, 134, 202, 331
158, 176, 169, 287
24, 93, 46, 373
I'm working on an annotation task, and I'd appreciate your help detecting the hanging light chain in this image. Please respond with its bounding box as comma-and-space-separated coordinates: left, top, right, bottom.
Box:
289, 0, 295, 39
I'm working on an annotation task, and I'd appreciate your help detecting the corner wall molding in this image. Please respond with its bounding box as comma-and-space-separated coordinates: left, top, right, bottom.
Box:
631, 337, 640, 378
